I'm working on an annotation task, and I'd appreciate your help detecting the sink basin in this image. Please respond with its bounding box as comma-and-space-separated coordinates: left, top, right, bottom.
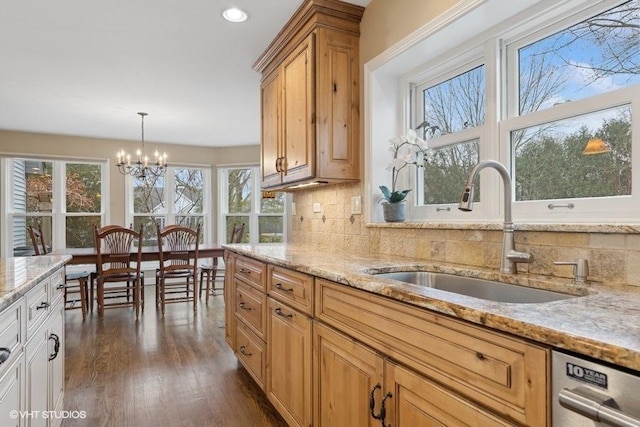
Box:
372, 271, 578, 303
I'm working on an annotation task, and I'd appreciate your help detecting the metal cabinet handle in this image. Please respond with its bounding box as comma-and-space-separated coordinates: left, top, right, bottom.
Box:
275, 283, 294, 292
36, 302, 50, 310
239, 268, 251, 274
48, 333, 60, 361
369, 383, 392, 427
559, 387, 640, 427
239, 345, 253, 357
0, 347, 11, 365
56, 284, 65, 290
238, 301, 252, 311
274, 307, 293, 318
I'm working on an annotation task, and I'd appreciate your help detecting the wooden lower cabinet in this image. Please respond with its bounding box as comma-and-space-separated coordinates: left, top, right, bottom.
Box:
235, 316, 266, 389
314, 323, 514, 427
223, 250, 235, 348
266, 297, 312, 427
224, 251, 550, 426
314, 323, 383, 427
315, 278, 549, 426
385, 362, 515, 427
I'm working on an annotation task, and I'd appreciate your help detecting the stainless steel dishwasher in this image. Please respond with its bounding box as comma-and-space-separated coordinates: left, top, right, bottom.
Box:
553, 350, 640, 426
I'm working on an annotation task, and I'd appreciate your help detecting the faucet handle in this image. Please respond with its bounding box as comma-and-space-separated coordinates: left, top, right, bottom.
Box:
554, 259, 589, 284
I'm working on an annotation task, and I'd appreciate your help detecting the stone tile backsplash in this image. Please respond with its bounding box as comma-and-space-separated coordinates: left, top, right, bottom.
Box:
291, 182, 640, 288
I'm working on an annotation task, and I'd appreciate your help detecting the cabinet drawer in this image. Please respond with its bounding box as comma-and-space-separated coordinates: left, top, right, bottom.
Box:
268, 265, 313, 315
0, 354, 22, 427
235, 319, 266, 390
316, 279, 548, 427
25, 278, 51, 339
235, 278, 267, 340
234, 255, 266, 291
49, 267, 66, 307
0, 300, 23, 371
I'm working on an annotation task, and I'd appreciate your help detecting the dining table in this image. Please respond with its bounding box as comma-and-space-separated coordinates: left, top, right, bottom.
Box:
59, 244, 224, 265
54, 245, 225, 312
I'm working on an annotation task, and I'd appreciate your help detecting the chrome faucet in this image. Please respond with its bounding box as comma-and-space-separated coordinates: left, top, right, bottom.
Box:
554, 259, 589, 284
458, 160, 532, 274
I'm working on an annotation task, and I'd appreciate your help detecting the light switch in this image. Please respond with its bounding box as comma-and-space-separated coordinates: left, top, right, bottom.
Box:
351, 196, 362, 215
291, 202, 296, 216
313, 202, 322, 213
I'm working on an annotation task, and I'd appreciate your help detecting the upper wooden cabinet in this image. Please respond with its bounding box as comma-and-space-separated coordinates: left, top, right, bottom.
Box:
254, 0, 363, 190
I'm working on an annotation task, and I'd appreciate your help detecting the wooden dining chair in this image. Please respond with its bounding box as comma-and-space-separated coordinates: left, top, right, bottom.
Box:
93, 225, 144, 318
199, 222, 244, 304
156, 224, 201, 315
28, 224, 91, 319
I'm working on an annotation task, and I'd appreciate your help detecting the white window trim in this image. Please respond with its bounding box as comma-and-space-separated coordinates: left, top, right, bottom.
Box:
365, 0, 637, 225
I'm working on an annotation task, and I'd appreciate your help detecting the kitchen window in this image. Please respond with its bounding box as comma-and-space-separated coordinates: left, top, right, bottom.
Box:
373, 0, 640, 224
218, 166, 285, 244
128, 166, 210, 245
2, 157, 105, 255
504, 0, 639, 222
413, 62, 484, 218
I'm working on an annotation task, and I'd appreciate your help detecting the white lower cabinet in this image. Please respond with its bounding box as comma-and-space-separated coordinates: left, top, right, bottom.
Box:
0, 351, 24, 427
25, 324, 49, 427
0, 266, 66, 427
48, 303, 64, 419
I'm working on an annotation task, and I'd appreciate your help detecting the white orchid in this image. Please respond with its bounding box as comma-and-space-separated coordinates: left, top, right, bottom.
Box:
380, 129, 432, 203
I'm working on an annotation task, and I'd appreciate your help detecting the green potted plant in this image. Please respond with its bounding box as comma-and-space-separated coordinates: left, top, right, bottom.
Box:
380, 129, 430, 222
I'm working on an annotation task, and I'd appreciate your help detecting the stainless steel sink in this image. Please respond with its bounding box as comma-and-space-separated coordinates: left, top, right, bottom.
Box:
372, 271, 578, 303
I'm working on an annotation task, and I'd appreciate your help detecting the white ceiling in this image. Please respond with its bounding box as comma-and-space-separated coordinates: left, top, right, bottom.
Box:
0, 0, 369, 148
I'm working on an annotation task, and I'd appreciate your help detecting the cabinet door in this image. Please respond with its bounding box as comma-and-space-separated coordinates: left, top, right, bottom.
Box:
314, 323, 383, 427
223, 251, 236, 348
25, 327, 48, 427
315, 28, 360, 180
385, 362, 514, 427
261, 70, 283, 187
0, 355, 23, 427
48, 302, 64, 426
282, 33, 315, 184
266, 298, 312, 427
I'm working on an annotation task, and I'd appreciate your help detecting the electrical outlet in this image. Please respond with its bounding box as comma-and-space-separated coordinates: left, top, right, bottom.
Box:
313, 202, 322, 213
351, 196, 362, 215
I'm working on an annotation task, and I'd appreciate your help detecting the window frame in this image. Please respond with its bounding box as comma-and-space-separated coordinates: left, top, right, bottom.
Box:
125, 164, 211, 244
411, 56, 488, 220
217, 165, 287, 245
1, 156, 107, 255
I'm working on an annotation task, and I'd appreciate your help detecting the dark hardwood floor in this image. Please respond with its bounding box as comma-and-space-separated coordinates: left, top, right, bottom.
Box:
63, 284, 286, 427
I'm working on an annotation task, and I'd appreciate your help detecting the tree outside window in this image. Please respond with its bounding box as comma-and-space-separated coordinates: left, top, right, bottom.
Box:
221, 167, 285, 244
131, 167, 208, 245
8, 158, 104, 253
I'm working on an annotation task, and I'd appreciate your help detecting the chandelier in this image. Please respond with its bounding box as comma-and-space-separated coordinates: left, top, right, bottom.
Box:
116, 112, 167, 179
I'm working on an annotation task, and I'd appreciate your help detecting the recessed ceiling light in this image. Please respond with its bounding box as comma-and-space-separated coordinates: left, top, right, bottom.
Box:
222, 7, 248, 23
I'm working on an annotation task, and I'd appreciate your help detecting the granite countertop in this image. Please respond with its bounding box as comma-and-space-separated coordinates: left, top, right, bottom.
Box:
0, 255, 72, 311
225, 244, 640, 372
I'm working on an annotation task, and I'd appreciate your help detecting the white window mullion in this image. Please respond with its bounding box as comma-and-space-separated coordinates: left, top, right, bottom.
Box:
52, 162, 65, 251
